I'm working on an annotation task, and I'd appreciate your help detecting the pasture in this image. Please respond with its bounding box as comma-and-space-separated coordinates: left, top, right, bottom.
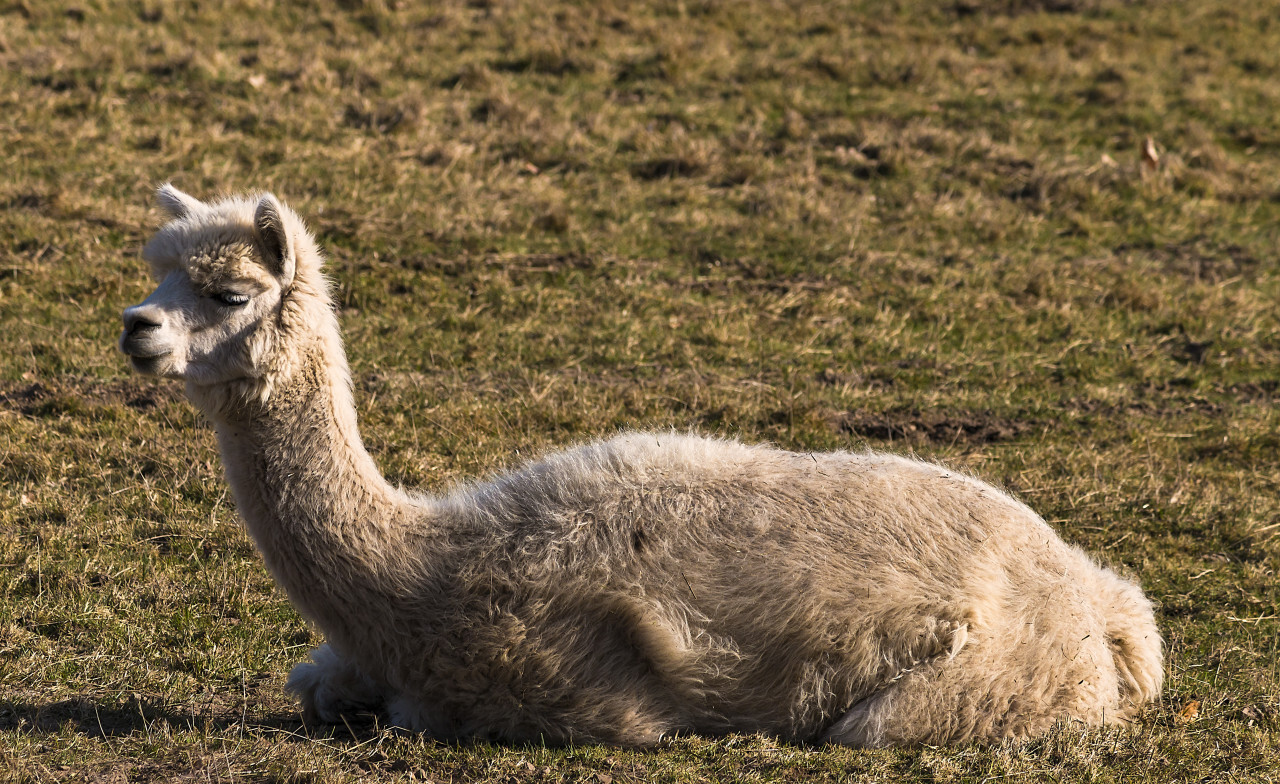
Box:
2, 0, 1278, 780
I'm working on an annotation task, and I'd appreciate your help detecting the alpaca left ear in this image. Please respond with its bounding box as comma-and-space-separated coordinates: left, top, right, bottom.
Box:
253, 194, 296, 286
156, 183, 204, 219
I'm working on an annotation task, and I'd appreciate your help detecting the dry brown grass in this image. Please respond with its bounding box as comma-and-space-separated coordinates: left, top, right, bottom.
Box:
2, 0, 1279, 781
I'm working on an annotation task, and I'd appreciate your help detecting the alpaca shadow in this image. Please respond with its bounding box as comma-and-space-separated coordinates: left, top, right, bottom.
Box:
0, 695, 384, 743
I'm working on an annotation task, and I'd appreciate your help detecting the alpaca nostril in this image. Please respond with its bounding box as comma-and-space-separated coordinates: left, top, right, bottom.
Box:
124, 311, 162, 336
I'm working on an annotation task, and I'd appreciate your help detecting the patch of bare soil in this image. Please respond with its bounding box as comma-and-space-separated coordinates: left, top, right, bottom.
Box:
951, 0, 1114, 17
1061, 379, 1234, 418
830, 408, 1035, 445
0, 377, 184, 416
1116, 238, 1263, 284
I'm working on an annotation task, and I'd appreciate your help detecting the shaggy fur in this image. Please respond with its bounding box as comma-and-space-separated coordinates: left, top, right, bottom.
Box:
119, 185, 1163, 747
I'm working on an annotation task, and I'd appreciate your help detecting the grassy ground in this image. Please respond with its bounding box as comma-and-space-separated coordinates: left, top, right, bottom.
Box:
2, 0, 1279, 780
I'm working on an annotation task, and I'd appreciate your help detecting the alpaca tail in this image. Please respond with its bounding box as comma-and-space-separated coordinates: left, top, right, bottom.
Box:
1094, 567, 1163, 711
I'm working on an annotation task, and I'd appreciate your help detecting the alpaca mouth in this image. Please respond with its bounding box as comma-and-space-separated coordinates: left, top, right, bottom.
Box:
120, 333, 169, 364
128, 353, 168, 373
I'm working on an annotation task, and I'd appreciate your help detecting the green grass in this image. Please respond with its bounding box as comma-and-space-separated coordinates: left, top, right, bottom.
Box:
2, 0, 1279, 780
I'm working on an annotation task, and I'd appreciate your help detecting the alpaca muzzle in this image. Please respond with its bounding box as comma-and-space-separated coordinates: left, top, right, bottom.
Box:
119, 305, 167, 360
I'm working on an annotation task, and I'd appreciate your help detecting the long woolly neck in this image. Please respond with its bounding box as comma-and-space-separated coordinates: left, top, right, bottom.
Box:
205, 330, 413, 630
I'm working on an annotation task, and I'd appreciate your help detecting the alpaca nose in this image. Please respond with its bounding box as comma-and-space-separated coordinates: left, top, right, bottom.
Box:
122, 306, 162, 337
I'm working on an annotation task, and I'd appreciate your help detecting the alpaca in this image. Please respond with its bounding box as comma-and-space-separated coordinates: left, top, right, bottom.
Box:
118, 185, 1162, 747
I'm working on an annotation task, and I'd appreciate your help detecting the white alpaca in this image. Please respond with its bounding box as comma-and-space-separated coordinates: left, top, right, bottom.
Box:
119, 185, 1162, 746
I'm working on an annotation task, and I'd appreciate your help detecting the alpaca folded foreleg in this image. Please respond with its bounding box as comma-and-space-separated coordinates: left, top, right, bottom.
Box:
286, 644, 386, 725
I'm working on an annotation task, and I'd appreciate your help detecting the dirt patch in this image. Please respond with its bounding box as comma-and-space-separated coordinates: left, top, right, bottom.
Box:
1116, 238, 1263, 284
0, 377, 185, 417
630, 155, 708, 181
419, 252, 601, 278
830, 408, 1035, 445
951, 0, 1110, 16
1061, 380, 1231, 419
1226, 379, 1280, 401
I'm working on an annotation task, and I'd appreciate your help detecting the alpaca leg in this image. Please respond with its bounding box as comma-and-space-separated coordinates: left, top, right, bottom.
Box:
822, 685, 899, 748
286, 644, 385, 724
385, 692, 454, 736
823, 654, 1003, 747
824, 627, 1118, 747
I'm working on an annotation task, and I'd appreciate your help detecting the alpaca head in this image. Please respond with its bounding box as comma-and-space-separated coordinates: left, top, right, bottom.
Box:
120, 185, 335, 410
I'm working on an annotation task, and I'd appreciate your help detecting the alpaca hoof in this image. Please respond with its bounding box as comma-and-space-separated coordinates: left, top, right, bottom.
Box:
386, 693, 451, 735
287, 661, 348, 724
285, 645, 385, 725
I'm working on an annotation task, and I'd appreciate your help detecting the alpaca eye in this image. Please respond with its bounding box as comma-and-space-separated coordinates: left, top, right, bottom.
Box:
214, 291, 251, 307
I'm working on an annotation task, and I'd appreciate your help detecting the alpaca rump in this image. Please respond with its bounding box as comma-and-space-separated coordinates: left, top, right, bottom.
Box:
119, 185, 1163, 747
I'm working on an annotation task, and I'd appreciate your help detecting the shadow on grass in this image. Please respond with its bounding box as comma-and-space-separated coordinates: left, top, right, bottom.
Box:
0, 695, 385, 743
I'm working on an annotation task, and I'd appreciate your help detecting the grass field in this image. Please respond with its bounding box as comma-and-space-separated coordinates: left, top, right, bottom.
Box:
2, 0, 1279, 780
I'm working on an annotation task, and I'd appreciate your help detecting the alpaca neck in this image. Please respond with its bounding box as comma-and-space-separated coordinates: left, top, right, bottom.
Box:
207, 336, 411, 628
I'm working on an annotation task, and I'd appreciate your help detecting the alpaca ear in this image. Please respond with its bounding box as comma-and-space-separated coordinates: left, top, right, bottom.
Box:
253, 193, 297, 286
156, 183, 204, 219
